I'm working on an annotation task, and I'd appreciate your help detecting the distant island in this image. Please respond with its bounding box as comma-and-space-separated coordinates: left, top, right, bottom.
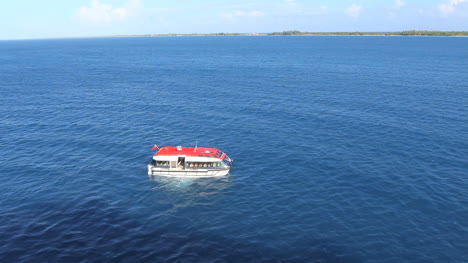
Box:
112, 30, 468, 37
12, 30, 468, 40
267, 30, 468, 36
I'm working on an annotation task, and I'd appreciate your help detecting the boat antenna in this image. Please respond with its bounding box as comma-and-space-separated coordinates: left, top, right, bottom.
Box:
194, 140, 197, 152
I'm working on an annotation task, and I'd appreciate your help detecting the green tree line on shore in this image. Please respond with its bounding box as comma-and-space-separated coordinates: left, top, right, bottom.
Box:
267, 30, 468, 36
94, 30, 468, 39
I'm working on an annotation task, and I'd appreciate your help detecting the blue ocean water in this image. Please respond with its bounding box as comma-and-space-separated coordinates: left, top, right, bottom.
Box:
0, 36, 467, 262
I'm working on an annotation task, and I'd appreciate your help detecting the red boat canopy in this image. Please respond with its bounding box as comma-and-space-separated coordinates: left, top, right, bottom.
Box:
154, 146, 225, 159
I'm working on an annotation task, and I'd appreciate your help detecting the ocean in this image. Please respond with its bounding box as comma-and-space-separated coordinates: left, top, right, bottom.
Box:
0, 36, 467, 262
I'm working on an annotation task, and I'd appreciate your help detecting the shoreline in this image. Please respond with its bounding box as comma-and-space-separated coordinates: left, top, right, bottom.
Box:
3, 30, 467, 41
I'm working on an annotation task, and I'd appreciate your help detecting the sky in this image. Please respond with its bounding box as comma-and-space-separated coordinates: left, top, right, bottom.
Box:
0, 0, 467, 39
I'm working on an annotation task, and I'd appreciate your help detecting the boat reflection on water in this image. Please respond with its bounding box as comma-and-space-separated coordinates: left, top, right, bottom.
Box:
148, 175, 233, 208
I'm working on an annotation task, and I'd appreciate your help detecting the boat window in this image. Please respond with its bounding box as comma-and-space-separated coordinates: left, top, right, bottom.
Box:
156, 161, 169, 167
186, 162, 199, 168
186, 162, 224, 168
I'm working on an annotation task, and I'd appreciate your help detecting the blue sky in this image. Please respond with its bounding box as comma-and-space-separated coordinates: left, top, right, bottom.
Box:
1, 0, 467, 39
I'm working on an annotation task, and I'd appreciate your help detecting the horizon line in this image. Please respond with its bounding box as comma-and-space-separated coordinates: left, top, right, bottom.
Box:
2, 30, 467, 41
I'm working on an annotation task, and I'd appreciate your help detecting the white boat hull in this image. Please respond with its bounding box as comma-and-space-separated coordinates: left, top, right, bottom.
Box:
147, 165, 230, 177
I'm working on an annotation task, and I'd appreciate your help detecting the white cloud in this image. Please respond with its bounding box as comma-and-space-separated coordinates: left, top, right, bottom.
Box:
77, 0, 141, 24
394, 0, 405, 9
287, 0, 297, 7
389, 0, 404, 17
320, 6, 328, 14
439, 0, 467, 15
290, 5, 327, 16
344, 3, 362, 18
220, 10, 265, 20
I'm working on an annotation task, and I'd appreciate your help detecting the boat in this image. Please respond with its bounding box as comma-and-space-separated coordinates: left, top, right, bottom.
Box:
147, 145, 233, 177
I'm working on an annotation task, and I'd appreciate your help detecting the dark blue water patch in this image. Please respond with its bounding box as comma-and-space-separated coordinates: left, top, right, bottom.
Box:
0, 198, 360, 263
1, 36, 467, 262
